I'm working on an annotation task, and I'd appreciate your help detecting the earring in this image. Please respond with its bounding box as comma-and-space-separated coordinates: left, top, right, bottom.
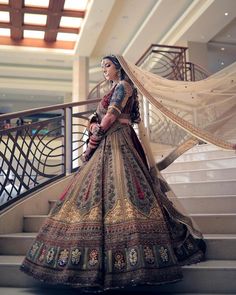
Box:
117, 68, 122, 80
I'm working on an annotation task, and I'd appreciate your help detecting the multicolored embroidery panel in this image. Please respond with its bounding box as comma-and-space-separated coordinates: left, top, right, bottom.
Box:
27, 241, 180, 271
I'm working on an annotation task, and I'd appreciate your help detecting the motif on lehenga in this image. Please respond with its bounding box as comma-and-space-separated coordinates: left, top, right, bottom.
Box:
77, 145, 104, 215
103, 141, 117, 215
121, 143, 155, 216
128, 248, 138, 266
71, 248, 82, 265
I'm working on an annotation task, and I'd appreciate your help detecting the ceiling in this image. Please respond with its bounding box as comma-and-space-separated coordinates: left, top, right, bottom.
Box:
0, 0, 236, 112
0, 0, 87, 49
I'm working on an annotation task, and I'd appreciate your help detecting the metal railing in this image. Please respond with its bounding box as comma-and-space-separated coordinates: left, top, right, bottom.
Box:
0, 99, 99, 211
136, 44, 209, 81
0, 44, 210, 211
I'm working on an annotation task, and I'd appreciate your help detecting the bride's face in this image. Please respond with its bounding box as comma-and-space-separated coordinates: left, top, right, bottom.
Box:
101, 58, 119, 82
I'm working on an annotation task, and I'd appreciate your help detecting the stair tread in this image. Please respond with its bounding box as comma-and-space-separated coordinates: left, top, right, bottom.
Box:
179, 194, 236, 198
163, 166, 236, 174
190, 213, 236, 216
173, 155, 236, 163
0, 255, 25, 264
0, 232, 36, 238
203, 234, 236, 239
169, 179, 236, 185
174, 195, 236, 199
183, 260, 236, 269
24, 215, 49, 218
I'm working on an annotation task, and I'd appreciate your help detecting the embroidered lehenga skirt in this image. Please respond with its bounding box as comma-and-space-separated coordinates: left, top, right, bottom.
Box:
20, 122, 205, 290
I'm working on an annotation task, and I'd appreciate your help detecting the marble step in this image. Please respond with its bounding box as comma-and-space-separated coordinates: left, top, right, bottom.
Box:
184, 143, 234, 153
175, 149, 236, 162
164, 157, 236, 171
154, 260, 236, 294
171, 195, 236, 214
0, 256, 236, 293
0, 232, 35, 255
50, 194, 236, 215
204, 234, 236, 260
22, 213, 236, 235
191, 213, 236, 234
169, 179, 236, 197
162, 167, 236, 182
0, 232, 235, 260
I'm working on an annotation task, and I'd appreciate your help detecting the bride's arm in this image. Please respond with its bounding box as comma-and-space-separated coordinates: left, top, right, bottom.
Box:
82, 81, 132, 161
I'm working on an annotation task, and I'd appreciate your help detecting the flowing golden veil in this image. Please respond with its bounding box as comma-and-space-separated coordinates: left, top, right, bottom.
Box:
116, 55, 236, 238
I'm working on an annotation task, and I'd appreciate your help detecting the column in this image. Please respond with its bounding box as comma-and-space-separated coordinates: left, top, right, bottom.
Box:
71, 55, 89, 169
72, 55, 89, 107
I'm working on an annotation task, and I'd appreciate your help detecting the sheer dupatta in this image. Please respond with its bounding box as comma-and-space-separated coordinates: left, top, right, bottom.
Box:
115, 55, 236, 238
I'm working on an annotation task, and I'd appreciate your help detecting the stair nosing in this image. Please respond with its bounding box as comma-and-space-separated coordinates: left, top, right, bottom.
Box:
168, 179, 236, 185
163, 166, 236, 174
171, 155, 236, 163
190, 213, 236, 217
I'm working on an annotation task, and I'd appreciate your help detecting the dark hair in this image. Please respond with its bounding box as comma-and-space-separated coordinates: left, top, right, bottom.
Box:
102, 54, 141, 124
101, 55, 127, 80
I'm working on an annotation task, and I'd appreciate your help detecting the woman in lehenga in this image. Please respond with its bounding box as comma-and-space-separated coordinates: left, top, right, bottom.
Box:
20, 55, 206, 291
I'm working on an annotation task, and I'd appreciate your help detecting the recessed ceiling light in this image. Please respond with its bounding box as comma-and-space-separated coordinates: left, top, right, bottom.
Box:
24, 0, 49, 7
57, 32, 78, 41
64, 0, 88, 11
0, 28, 10, 36
224, 12, 229, 16
221, 61, 225, 65
0, 11, 10, 22
24, 30, 45, 39
221, 47, 225, 51
60, 16, 82, 28
227, 34, 231, 38
24, 13, 47, 25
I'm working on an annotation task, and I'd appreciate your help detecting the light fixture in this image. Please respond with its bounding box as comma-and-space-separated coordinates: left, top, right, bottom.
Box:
24, 0, 49, 7
221, 61, 225, 65
224, 12, 229, 16
24, 13, 47, 25
64, 0, 88, 11
60, 16, 82, 28
221, 47, 225, 51
0, 28, 10, 36
57, 32, 78, 41
0, 11, 10, 22
24, 30, 45, 39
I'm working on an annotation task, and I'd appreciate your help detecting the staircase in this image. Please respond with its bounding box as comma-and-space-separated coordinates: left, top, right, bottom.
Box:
0, 143, 236, 294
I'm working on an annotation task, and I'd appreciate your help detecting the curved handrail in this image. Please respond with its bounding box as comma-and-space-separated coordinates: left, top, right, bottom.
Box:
0, 99, 100, 211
